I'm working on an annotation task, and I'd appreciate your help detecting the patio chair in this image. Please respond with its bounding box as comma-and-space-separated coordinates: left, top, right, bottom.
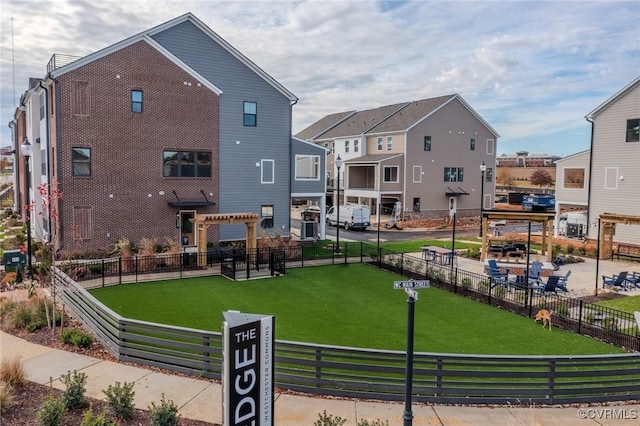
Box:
624, 272, 639, 289
602, 271, 629, 291
487, 259, 509, 287
528, 261, 544, 286
555, 270, 571, 292
537, 275, 561, 294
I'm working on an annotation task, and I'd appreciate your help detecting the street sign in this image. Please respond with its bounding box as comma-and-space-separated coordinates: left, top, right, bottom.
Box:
394, 280, 430, 289
404, 288, 418, 300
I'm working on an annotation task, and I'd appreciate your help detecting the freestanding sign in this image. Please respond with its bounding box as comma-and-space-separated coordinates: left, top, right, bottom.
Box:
222, 311, 274, 426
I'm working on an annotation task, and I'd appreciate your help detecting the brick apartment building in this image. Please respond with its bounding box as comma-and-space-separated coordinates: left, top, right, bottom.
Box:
9, 13, 324, 253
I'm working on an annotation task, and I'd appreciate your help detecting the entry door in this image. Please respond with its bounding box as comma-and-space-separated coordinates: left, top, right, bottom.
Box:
180, 211, 196, 246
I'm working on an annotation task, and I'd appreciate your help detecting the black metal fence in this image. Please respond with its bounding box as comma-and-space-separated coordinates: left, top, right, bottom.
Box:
64, 241, 640, 351
53, 266, 640, 405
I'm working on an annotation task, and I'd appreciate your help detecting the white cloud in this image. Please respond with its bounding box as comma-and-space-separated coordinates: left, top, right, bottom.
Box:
1, 0, 638, 157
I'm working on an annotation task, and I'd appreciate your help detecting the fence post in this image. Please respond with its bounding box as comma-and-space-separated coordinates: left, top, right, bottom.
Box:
101, 259, 105, 288
578, 300, 584, 334
400, 253, 404, 276
301, 245, 305, 268
528, 288, 534, 318
453, 268, 458, 294
135, 255, 139, 283
118, 257, 122, 285
344, 242, 348, 264
360, 242, 363, 263
487, 278, 492, 305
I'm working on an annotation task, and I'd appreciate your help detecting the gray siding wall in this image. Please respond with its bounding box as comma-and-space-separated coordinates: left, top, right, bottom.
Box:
589, 83, 640, 243
291, 138, 326, 195
405, 99, 497, 214
152, 21, 293, 240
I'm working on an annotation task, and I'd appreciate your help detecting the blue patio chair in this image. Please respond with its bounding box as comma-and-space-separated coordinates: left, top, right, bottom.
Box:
528, 261, 544, 286
602, 271, 628, 291
538, 275, 560, 294
487, 259, 509, 287
624, 272, 639, 289
555, 270, 571, 292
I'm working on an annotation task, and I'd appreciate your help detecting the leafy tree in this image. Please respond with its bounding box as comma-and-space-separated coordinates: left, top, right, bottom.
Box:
529, 169, 553, 188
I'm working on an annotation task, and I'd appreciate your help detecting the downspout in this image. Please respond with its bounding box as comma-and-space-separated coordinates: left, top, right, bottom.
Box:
52, 77, 64, 251
39, 79, 52, 243
585, 116, 595, 239
289, 98, 297, 235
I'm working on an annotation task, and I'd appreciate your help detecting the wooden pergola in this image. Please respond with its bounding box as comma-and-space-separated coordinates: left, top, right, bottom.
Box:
598, 213, 640, 260
480, 210, 556, 261
193, 213, 262, 266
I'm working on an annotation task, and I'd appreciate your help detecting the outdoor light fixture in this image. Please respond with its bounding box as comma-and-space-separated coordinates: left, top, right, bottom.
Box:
21, 138, 33, 279
335, 154, 343, 253
479, 161, 486, 238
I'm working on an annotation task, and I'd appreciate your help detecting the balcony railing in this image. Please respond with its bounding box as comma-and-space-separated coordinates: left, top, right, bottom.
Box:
47, 54, 82, 73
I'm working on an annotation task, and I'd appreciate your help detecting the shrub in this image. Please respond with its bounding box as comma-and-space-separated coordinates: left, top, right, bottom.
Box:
566, 244, 575, 254
0, 382, 15, 413
60, 329, 93, 349
60, 370, 88, 409
314, 410, 347, 426
358, 420, 389, 426
0, 356, 25, 387
493, 285, 506, 299
36, 390, 66, 426
103, 381, 135, 421
461, 277, 472, 289
478, 280, 490, 293
149, 393, 180, 426
81, 404, 114, 426
602, 317, 619, 331
7, 303, 33, 329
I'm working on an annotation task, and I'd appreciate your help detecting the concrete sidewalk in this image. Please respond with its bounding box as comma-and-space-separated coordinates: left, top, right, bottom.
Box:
2, 330, 639, 426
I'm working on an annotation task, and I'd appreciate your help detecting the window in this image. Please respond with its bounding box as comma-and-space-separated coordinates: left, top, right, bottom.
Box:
486, 139, 495, 155
424, 136, 431, 151
261, 159, 274, 184
444, 167, 464, 182
345, 140, 350, 153
563, 168, 585, 189
354, 140, 359, 153
413, 198, 420, 212
131, 90, 143, 113
163, 151, 211, 177
72, 206, 93, 241
413, 165, 422, 183
377, 137, 383, 151
383, 166, 399, 182
39, 93, 45, 120
72, 148, 91, 176
332, 142, 335, 153
470, 138, 475, 150
626, 119, 639, 142
261, 205, 274, 228
243, 101, 257, 126
386, 136, 393, 151
486, 167, 493, 182
295, 155, 320, 180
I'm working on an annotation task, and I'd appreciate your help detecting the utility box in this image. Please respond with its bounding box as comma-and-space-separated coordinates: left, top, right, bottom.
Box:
300, 221, 318, 241
3, 249, 26, 272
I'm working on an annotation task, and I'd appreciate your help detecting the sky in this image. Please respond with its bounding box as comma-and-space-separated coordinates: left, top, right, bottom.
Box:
1, 0, 639, 156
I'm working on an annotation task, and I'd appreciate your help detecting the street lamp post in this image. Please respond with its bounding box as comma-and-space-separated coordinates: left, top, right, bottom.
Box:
21, 139, 33, 279
478, 161, 486, 238
335, 155, 343, 253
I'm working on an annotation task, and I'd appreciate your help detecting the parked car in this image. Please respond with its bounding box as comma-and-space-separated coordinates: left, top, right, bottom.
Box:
326, 204, 371, 230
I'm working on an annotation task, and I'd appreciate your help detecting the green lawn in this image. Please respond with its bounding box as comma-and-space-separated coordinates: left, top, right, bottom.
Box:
379, 239, 479, 253
89, 263, 624, 355
595, 294, 640, 314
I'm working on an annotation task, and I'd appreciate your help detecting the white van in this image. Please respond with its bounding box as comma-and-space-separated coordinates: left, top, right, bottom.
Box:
326, 204, 371, 230
558, 211, 588, 237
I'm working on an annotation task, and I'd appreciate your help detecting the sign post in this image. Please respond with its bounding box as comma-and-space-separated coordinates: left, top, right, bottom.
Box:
393, 280, 429, 426
222, 311, 274, 426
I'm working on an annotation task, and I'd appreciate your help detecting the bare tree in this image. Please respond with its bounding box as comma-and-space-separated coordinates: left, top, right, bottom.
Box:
530, 169, 554, 188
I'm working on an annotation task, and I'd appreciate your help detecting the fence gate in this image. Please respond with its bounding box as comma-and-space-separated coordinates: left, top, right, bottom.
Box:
220, 257, 236, 280
270, 249, 285, 276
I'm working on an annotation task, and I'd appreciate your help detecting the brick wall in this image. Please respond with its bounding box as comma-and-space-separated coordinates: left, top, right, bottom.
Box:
55, 40, 220, 252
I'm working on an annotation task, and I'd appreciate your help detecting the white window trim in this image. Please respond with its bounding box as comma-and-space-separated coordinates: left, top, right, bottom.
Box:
354, 140, 359, 153
377, 137, 383, 151
294, 155, 320, 181
386, 136, 393, 151
413, 165, 422, 183
383, 165, 400, 183
562, 167, 586, 190
261, 159, 275, 184
486, 139, 495, 155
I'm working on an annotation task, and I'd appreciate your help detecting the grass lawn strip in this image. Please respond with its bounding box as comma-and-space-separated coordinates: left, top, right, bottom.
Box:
89, 263, 624, 355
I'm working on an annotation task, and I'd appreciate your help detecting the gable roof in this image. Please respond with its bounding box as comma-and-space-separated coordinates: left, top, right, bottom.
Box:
313, 102, 410, 140
295, 110, 356, 140
586, 75, 640, 119
48, 13, 297, 101
302, 94, 499, 141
